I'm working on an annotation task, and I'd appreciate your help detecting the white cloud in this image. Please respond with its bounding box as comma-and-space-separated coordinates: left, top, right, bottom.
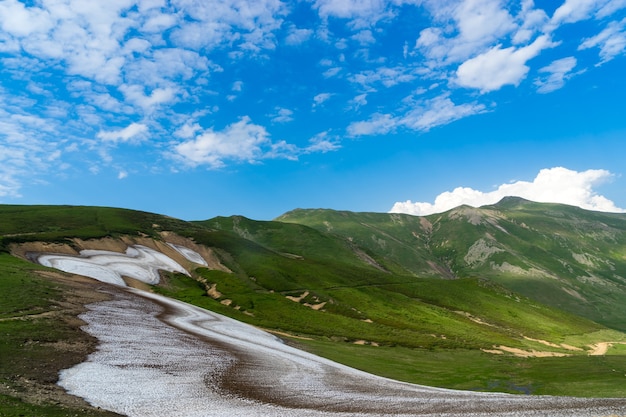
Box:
322, 67, 342, 78
313, 93, 333, 107
579, 18, 626, 64
417, 0, 518, 64
453, 0, 516, 44
118, 170, 128, 179
348, 94, 486, 135
0, 92, 69, 198
232, 81, 243, 92
512, 1, 550, 44
400, 94, 487, 131
456, 35, 556, 92
550, 0, 605, 26
0, 0, 53, 37
312, 0, 394, 28
305, 132, 341, 153
173, 117, 272, 168
351, 29, 376, 45
270, 107, 294, 123
350, 65, 418, 89
534, 56, 579, 93
351, 93, 368, 108
120, 85, 178, 113
170, 0, 287, 51
597, 0, 626, 18
285, 25, 313, 45
390, 167, 625, 216
97, 123, 148, 143
347, 113, 397, 136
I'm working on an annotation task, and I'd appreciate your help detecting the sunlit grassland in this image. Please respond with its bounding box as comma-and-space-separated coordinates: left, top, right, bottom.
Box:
155, 271, 626, 397
293, 339, 626, 397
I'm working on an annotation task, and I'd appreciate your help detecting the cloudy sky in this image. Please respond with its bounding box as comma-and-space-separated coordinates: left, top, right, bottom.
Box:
1, 0, 625, 220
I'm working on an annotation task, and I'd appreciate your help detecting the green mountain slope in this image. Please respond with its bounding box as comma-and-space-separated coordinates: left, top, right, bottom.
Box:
277, 198, 626, 332
2, 201, 626, 402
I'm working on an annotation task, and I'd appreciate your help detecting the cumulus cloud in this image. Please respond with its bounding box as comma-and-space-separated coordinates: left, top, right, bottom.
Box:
417, 0, 519, 64
173, 117, 272, 168
456, 35, 556, 92
390, 167, 625, 216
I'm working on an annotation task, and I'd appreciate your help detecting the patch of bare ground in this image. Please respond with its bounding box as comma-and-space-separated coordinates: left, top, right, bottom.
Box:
522, 336, 584, 352
588, 342, 626, 356
286, 291, 328, 311
261, 328, 314, 340
0, 269, 123, 416
482, 345, 570, 358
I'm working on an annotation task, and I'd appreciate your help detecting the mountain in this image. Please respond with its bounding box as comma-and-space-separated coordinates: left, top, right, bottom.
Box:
276, 197, 626, 332
2, 200, 626, 413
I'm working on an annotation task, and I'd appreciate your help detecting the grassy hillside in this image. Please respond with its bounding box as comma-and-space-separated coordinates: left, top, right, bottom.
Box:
277, 198, 626, 332
0, 204, 198, 250
2, 201, 626, 407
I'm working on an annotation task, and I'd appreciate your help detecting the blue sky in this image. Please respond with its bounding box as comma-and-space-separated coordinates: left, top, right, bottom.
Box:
1, 0, 625, 221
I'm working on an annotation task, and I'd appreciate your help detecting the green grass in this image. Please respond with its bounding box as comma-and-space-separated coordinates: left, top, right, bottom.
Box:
0, 254, 120, 416
0, 205, 197, 250
0, 394, 115, 417
154, 269, 626, 397
292, 338, 626, 397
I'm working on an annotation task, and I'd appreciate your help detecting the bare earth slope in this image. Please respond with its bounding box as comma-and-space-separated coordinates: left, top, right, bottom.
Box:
58, 286, 626, 417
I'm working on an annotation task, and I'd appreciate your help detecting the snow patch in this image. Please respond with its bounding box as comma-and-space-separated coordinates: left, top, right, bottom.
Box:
37, 245, 189, 286
57, 288, 626, 416
167, 243, 208, 266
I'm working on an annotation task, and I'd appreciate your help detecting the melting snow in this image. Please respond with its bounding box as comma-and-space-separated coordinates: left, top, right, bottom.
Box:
37, 245, 190, 286
57, 287, 626, 417
167, 242, 208, 266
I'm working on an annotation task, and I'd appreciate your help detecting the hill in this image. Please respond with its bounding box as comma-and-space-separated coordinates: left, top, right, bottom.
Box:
276, 197, 626, 332
1, 201, 626, 416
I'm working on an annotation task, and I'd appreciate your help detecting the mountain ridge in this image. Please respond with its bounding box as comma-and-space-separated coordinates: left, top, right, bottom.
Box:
275, 198, 626, 331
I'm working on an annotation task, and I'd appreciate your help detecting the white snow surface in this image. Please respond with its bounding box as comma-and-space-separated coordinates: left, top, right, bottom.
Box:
167, 242, 208, 266
57, 287, 626, 417
37, 245, 190, 286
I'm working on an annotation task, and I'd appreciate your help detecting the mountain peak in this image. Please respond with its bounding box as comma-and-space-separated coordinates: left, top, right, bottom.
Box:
489, 196, 532, 209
